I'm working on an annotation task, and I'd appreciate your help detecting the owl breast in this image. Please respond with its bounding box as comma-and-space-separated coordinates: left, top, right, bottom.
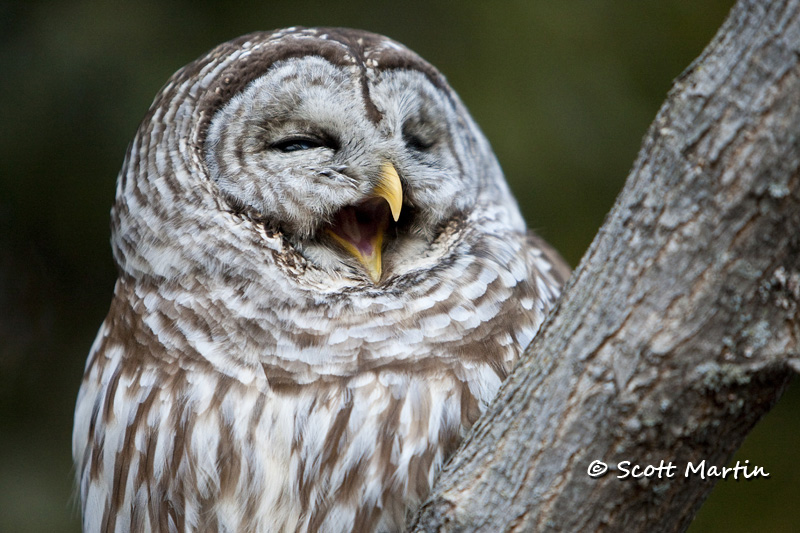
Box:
183, 372, 474, 532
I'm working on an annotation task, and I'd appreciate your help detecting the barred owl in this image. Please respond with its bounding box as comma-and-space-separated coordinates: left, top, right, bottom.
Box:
72, 28, 569, 532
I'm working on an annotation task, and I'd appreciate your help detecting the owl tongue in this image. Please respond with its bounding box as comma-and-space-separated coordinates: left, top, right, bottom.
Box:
327, 198, 390, 283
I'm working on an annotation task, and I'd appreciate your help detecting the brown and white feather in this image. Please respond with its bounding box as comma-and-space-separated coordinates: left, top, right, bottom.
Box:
73, 27, 569, 533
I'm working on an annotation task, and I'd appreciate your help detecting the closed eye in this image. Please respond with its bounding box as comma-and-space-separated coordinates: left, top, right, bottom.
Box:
403, 132, 435, 152
402, 122, 437, 152
271, 137, 326, 152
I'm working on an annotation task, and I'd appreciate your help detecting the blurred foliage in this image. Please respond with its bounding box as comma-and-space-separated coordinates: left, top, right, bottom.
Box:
1, 0, 797, 531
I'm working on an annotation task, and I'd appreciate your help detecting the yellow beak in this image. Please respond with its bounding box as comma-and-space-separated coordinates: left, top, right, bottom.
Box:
326, 162, 403, 283
374, 162, 403, 222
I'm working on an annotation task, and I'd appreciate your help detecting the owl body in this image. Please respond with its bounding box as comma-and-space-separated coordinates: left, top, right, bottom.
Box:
73, 28, 568, 532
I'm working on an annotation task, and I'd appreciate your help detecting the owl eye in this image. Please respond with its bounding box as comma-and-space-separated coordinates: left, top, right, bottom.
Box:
402, 129, 435, 152
272, 137, 326, 153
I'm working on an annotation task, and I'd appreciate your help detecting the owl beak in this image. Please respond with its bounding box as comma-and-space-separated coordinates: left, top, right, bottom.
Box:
326, 163, 403, 283
373, 162, 403, 223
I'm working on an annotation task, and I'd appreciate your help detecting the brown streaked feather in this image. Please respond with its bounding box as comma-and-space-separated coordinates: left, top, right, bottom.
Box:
72, 27, 569, 533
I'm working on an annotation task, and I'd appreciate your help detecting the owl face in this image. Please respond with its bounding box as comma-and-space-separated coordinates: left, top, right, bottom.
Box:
205, 56, 478, 283
111, 29, 522, 288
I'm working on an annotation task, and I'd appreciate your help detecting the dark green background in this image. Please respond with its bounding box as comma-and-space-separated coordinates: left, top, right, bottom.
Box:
1, 1, 797, 531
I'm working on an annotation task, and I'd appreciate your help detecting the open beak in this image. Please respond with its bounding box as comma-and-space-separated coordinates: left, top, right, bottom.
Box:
326, 162, 403, 283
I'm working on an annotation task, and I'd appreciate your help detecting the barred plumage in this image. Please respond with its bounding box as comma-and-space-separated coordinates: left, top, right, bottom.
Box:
73, 27, 569, 532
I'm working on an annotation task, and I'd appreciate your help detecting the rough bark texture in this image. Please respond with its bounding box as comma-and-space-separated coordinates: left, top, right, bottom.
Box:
411, 0, 800, 531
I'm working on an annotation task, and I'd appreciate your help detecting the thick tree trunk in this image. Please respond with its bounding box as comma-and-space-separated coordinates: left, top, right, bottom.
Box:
411, 0, 800, 531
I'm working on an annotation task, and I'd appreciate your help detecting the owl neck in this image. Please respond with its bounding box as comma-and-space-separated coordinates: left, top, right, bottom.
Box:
110, 214, 536, 385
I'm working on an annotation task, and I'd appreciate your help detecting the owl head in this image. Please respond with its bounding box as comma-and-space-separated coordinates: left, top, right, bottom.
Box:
111, 28, 524, 289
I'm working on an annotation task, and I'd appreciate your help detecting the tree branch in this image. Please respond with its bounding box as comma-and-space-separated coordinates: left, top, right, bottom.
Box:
411, 0, 800, 530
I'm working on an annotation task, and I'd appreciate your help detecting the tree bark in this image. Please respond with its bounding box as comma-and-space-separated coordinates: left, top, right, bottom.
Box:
411, 0, 800, 531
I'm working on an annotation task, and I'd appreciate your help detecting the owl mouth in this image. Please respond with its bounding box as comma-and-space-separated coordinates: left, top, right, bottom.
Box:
325, 163, 403, 283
